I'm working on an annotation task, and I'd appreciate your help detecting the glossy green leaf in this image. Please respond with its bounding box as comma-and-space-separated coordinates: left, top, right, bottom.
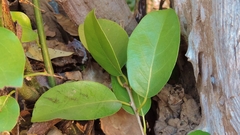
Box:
0, 27, 25, 89
111, 76, 151, 115
0, 96, 20, 132
78, 24, 88, 51
31, 81, 122, 122
81, 10, 128, 76
11, 11, 38, 42
188, 130, 210, 135
127, 9, 180, 98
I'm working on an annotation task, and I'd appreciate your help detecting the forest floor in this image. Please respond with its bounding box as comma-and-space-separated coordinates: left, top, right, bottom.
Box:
2, 0, 201, 135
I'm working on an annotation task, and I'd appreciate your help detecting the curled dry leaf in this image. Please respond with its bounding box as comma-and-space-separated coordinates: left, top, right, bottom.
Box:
181, 99, 201, 124
154, 119, 168, 131
167, 118, 180, 127
154, 84, 201, 135
158, 104, 173, 121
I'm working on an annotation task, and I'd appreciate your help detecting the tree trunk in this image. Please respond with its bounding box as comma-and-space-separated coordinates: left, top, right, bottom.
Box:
173, 0, 240, 134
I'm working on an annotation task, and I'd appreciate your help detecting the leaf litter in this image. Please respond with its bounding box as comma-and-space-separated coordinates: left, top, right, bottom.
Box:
0, 0, 202, 135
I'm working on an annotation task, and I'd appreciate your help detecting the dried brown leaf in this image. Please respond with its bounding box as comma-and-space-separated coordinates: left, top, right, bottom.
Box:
64, 71, 82, 81
27, 119, 62, 135
100, 109, 142, 135
82, 62, 110, 87
54, 14, 78, 36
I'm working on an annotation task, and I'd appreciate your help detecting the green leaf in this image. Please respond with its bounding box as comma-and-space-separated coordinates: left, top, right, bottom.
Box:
32, 81, 122, 122
78, 24, 88, 51
127, 9, 180, 98
188, 130, 210, 135
0, 27, 25, 89
0, 96, 20, 132
111, 76, 151, 115
80, 10, 128, 76
11, 11, 38, 42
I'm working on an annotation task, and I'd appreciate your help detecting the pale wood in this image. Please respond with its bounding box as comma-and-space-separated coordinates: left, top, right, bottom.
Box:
56, 0, 137, 34
173, 0, 240, 134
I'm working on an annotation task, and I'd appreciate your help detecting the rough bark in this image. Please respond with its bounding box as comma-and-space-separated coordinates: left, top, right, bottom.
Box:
173, 0, 240, 134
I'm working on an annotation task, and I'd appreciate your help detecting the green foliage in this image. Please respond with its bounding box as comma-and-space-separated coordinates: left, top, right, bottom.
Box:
31, 81, 121, 122
188, 130, 210, 135
11, 11, 38, 42
0, 11, 37, 132
127, 9, 180, 98
78, 10, 128, 76
0, 95, 20, 132
111, 76, 151, 115
32, 8, 180, 134
0, 27, 25, 89
69, 8, 180, 121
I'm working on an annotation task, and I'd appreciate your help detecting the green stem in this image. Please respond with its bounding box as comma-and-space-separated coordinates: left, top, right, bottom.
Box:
118, 100, 131, 106
32, 0, 55, 87
117, 75, 124, 87
123, 84, 144, 135
24, 71, 62, 79
141, 110, 147, 133
117, 75, 146, 134
117, 75, 145, 134
117, 74, 129, 87
137, 96, 147, 113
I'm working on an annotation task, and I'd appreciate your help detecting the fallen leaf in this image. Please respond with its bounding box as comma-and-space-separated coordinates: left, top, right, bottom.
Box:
24, 41, 74, 61
27, 119, 62, 135
82, 62, 110, 87
67, 39, 88, 64
44, 24, 56, 37
64, 71, 82, 81
54, 14, 78, 36
100, 109, 142, 135
48, 48, 74, 60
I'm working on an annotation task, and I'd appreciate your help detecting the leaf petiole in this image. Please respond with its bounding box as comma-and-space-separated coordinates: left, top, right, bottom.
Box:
118, 100, 131, 106
0, 90, 15, 111
24, 71, 63, 79
137, 96, 147, 113
116, 74, 129, 87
